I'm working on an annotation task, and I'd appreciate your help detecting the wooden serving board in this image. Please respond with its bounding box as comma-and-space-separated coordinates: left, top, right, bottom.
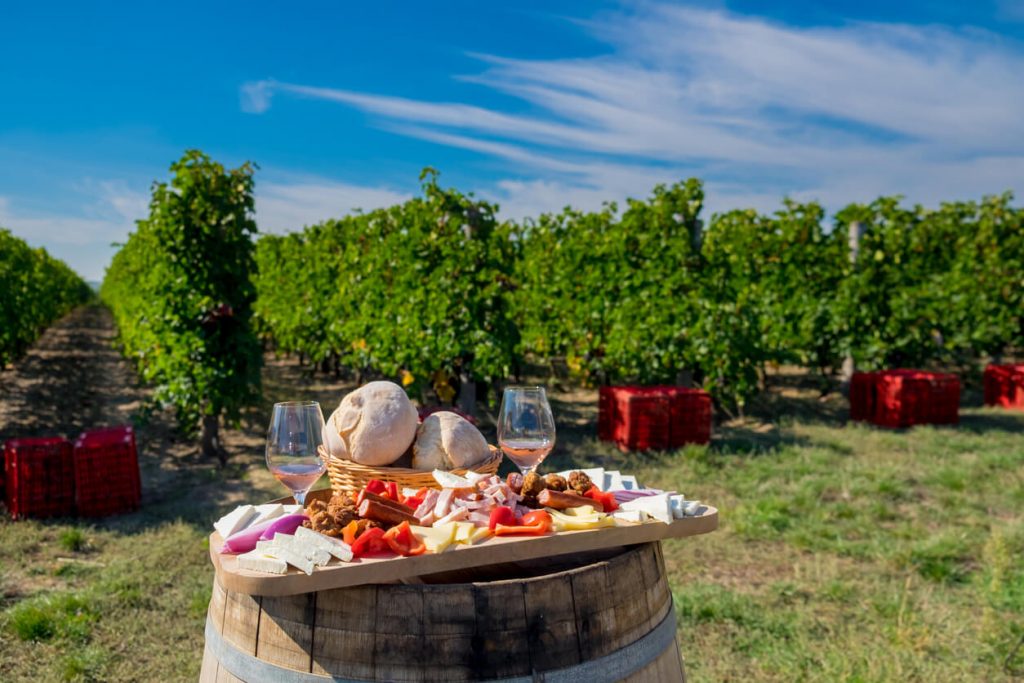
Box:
209, 505, 718, 596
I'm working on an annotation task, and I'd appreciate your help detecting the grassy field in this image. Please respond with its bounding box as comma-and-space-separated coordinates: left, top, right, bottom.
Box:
1, 312, 1022, 681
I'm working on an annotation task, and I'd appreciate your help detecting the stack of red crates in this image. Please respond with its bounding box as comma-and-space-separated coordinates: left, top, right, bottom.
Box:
850, 369, 960, 428
73, 425, 141, 517
4, 437, 76, 519
984, 364, 1024, 410
598, 385, 712, 451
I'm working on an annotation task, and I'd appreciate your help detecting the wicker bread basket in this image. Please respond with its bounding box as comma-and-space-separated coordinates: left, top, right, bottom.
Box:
324, 444, 503, 494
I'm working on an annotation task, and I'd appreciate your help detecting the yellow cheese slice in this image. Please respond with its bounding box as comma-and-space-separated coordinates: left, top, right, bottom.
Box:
466, 526, 492, 544
451, 522, 475, 543
409, 523, 457, 554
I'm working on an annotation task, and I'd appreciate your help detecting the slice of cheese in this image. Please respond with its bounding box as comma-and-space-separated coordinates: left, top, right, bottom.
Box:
237, 550, 288, 575
619, 493, 674, 524
548, 509, 614, 531
294, 526, 353, 562
451, 522, 475, 544
214, 505, 257, 539
251, 503, 285, 527
270, 533, 332, 566
255, 540, 315, 575
282, 504, 303, 514
409, 523, 457, 554
612, 509, 645, 524
466, 526, 492, 544
563, 505, 598, 517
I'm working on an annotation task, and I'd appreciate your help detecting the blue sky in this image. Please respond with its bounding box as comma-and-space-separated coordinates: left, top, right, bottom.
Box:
2, 1, 1023, 280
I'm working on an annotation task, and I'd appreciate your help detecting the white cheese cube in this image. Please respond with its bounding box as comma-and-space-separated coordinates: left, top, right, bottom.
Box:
271, 533, 332, 566
619, 475, 639, 491
237, 550, 288, 575
683, 500, 704, 517
604, 471, 624, 492
250, 503, 285, 527
214, 505, 257, 539
619, 493, 674, 524
255, 540, 315, 575
294, 526, 354, 562
282, 504, 303, 514
669, 495, 687, 520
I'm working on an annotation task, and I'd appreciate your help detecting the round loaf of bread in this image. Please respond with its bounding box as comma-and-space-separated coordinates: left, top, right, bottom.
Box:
412, 410, 490, 471
323, 381, 418, 466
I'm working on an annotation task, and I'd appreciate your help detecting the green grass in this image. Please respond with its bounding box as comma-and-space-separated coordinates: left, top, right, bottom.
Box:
0, 405, 1022, 681
58, 529, 88, 553
612, 410, 1024, 681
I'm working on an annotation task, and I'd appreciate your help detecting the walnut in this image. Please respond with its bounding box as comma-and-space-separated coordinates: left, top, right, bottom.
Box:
543, 473, 568, 492
521, 471, 547, 498
567, 471, 593, 495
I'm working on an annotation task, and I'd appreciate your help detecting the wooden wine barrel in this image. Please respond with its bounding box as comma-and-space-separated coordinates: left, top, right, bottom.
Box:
200, 542, 685, 682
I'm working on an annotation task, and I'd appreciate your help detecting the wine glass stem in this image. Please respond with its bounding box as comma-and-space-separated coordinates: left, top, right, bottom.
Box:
294, 490, 307, 507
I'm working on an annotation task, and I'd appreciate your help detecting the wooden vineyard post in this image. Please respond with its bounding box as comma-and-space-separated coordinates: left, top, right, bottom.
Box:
841, 220, 865, 390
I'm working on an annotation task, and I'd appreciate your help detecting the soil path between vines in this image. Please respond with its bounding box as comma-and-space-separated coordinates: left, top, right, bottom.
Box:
0, 305, 138, 443
0, 304, 283, 522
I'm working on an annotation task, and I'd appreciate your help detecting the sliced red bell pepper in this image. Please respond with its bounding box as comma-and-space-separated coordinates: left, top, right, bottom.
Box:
521, 510, 553, 530
350, 527, 389, 557
489, 506, 517, 531
384, 481, 400, 502
403, 487, 429, 510
584, 486, 619, 512
364, 480, 387, 496
382, 521, 427, 556
495, 510, 552, 536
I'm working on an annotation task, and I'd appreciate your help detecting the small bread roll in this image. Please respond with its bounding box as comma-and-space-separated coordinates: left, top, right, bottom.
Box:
412, 411, 490, 471
324, 381, 418, 466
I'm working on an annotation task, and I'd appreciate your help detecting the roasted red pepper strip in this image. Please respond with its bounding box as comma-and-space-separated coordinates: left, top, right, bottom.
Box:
383, 521, 427, 556
488, 506, 517, 531
350, 527, 389, 557
584, 486, 619, 512
385, 481, 400, 502
496, 510, 552, 536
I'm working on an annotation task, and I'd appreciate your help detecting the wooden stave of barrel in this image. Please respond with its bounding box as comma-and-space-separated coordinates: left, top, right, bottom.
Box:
200, 541, 684, 682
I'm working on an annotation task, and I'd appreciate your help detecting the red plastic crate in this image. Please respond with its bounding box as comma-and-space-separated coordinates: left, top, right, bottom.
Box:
984, 364, 1024, 410
4, 437, 76, 519
73, 426, 141, 518
598, 386, 615, 441
871, 369, 960, 428
598, 386, 712, 451
849, 371, 878, 422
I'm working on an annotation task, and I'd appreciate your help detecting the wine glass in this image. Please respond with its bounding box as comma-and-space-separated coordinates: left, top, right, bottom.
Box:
266, 401, 327, 507
497, 386, 556, 475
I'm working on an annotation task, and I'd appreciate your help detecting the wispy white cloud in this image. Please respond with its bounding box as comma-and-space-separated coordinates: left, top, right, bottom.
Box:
241, 5, 1024, 216
257, 178, 410, 233
0, 175, 413, 280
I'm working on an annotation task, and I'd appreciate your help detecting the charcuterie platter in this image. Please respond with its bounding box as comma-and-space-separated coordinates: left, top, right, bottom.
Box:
209, 491, 717, 596
211, 381, 719, 598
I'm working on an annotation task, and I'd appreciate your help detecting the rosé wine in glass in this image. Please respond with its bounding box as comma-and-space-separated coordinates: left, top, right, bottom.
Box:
265, 401, 327, 506
498, 387, 556, 475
